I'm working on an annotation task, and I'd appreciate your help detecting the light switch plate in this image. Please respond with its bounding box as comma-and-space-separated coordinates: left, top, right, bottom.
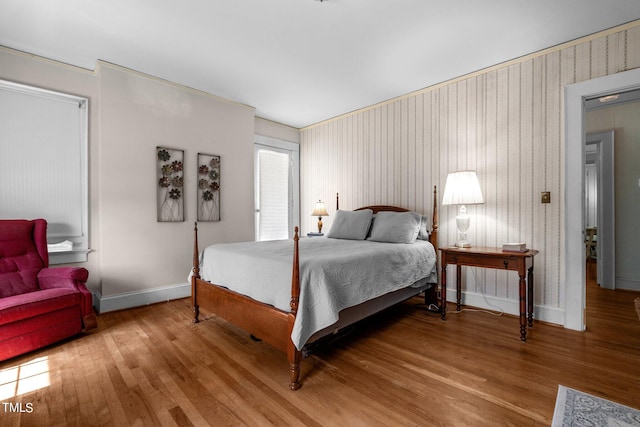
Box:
541, 191, 551, 203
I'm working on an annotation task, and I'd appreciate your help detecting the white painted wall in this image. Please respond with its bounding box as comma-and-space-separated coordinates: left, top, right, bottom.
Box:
299, 22, 640, 325
96, 62, 255, 298
0, 47, 259, 311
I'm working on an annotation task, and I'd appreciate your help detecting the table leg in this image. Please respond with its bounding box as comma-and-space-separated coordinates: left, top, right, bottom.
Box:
519, 272, 527, 342
456, 265, 462, 312
527, 265, 534, 327
441, 263, 447, 320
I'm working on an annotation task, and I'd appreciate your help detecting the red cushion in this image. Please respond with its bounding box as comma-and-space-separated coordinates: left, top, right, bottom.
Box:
0, 220, 48, 297
0, 288, 81, 327
0, 307, 82, 360
0, 270, 40, 297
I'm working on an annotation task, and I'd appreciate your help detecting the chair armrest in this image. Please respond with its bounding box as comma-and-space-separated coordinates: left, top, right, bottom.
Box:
38, 267, 89, 285
37, 267, 96, 330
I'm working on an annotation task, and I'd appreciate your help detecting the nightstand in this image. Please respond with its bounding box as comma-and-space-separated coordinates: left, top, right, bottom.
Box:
439, 246, 539, 342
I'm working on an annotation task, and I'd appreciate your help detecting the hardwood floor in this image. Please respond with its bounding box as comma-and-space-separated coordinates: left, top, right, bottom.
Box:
2, 267, 639, 426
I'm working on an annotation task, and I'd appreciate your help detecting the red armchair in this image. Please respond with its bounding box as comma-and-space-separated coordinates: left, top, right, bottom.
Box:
0, 219, 97, 361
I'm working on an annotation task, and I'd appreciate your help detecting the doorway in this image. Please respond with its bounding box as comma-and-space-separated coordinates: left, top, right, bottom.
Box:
254, 135, 300, 241
584, 131, 615, 289
564, 67, 640, 331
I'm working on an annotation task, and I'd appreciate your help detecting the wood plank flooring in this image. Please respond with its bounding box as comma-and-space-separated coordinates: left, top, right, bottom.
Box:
2, 268, 639, 426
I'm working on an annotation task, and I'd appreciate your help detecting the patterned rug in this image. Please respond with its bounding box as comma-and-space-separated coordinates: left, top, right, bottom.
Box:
552, 385, 640, 426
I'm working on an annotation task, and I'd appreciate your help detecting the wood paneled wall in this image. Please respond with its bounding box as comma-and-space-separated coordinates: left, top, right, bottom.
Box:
299, 21, 640, 320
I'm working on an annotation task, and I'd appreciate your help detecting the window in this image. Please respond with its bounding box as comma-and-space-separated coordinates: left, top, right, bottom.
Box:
0, 80, 89, 263
254, 136, 299, 241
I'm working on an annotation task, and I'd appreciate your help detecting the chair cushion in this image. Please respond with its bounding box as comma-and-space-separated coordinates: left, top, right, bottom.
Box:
0, 220, 46, 297
0, 288, 80, 327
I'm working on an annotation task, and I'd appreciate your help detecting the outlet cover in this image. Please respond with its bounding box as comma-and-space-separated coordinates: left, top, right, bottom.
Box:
541, 191, 551, 203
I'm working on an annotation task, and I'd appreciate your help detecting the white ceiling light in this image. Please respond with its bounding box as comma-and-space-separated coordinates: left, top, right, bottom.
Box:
599, 94, 620, 103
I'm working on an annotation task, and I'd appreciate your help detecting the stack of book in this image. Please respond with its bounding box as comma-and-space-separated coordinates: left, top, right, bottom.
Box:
502, 242, 527, 252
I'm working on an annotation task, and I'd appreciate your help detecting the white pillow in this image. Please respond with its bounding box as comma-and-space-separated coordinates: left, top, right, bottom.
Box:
327, 209, 373, 240
369, 211, 422, 243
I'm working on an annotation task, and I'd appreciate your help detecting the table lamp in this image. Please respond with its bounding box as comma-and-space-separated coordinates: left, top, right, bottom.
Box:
442, 171, 484, 248
311, 200, 329, 233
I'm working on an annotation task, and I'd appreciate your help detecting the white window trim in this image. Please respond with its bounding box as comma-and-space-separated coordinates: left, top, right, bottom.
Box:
0, 79, 89, 264
254, 135, 300, 241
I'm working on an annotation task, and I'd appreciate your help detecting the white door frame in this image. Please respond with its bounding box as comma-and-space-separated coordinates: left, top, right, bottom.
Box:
564, 68, 640, 331
254, 135, 300, 240
586, 131, 615, 289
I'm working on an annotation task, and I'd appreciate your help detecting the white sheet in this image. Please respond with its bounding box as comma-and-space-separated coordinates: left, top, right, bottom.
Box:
197, 237, 437, 350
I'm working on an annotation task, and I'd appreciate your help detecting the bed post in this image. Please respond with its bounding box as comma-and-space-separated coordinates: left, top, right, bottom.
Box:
288, 226, 302, 390
290, 227, 300, 315
430, 185, 446, 319
425, 186, 442, 312
431, 185, 439, 250
192, 222, 200, 323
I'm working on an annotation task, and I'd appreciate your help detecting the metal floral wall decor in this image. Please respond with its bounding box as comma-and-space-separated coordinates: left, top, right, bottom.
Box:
197, 153, 221, 221
156, 147, 184, 222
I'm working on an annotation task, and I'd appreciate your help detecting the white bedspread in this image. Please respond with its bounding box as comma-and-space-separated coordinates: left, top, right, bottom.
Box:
197, 237, 437, 350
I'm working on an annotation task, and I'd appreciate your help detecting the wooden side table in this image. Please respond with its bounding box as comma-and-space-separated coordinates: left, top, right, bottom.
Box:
439, 246, 539, 342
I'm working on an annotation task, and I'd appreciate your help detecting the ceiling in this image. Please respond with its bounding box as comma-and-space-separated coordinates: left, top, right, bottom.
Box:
1, 1, 640, 129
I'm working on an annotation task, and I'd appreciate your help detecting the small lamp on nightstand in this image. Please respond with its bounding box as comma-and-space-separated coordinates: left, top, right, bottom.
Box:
442, 171, 484, 248
311, 200, 329, 234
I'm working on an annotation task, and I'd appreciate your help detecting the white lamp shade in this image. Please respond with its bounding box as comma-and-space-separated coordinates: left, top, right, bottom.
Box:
442, 171, 484, 206
311, 201, 329, 217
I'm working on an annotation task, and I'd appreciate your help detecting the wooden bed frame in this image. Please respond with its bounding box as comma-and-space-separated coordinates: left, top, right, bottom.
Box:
191, 186, 440, 390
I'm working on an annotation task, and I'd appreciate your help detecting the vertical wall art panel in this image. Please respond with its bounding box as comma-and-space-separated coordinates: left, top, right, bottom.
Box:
197, 153, 221, 221
156, 147, 184, 222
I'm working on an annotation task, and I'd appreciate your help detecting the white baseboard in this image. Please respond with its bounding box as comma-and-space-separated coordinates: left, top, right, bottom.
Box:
616, 278, 640, 292
93, 282, 191, 314
445, 288, 565, 326
91, 282, 567, 326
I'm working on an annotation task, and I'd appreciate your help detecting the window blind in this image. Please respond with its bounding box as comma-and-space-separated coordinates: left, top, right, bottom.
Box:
257, 149, 291, 241
0, 80, 89, 263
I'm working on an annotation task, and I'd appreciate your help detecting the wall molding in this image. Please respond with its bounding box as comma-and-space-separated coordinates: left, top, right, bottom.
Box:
96, 60, 256, 111
616, 278, 640, 292
0, 45, 97, 75
93, 282, 191, 314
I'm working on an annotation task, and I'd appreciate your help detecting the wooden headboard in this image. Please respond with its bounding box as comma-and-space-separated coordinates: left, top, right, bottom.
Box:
355, 205, 410, 214
335, 186, 439, 250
